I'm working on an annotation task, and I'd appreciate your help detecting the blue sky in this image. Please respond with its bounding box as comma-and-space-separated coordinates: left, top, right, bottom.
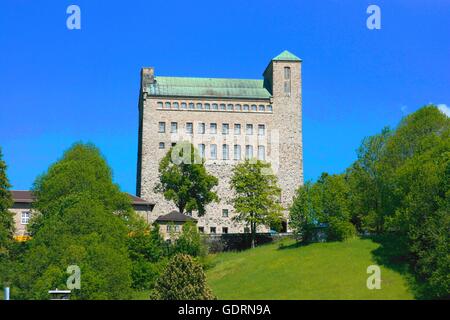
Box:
1, 0, 449, 194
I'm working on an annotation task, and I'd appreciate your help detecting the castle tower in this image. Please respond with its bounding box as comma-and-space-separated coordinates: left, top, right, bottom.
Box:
137, 50, 303, 233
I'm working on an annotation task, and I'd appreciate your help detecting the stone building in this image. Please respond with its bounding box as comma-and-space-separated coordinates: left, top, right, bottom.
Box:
9, 190, 154, 240
136, 50, 304, 234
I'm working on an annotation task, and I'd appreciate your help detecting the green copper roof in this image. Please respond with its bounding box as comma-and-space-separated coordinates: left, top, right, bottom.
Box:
272, 50, 302, 62
147, 76, 271, 99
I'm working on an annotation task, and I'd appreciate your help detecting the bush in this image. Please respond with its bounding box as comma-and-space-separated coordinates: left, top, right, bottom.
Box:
150, 254, 215, 300
172, 222, 206, 257
327, 217, 356, 241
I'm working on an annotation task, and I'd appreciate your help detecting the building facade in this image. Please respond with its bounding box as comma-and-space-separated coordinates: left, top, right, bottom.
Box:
136, 50, 304, 234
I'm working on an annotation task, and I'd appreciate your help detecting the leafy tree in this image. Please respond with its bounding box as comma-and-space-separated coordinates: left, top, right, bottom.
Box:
155, 142, 219, 215
0, 147, 15, 287
150, 253, 215, 300
16, 143, 135, 299
230, 160, 283, 248
0, 147, 14, 255
173, 221, 206, 257
289, 182, 321, 243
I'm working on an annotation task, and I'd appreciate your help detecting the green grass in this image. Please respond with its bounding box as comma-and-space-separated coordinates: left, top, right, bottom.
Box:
206, 237, 415, 300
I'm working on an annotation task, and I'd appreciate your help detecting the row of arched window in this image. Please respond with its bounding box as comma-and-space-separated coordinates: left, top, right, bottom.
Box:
156, 101, 273, 113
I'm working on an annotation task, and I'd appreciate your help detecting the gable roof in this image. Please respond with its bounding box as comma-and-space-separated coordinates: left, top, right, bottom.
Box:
146, 76, 271, 100
272, 50, 302, 62
156, 210, 197, 223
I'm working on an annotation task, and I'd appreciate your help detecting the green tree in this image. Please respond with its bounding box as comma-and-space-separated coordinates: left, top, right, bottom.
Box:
173, 221, 206, 257
0, 147, 14, 255
230, 160, 283, 248
16, 143, 135, 299
155, 142, 219, 215
150, 253, 215, 300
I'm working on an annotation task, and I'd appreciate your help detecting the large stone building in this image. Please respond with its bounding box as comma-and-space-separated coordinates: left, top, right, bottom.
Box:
136, 50, 304, 234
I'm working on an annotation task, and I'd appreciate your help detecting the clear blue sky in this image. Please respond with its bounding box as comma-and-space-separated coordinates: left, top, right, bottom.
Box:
1, 0, 449, 194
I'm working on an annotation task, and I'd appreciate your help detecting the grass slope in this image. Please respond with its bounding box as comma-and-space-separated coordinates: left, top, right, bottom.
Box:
206, 238, 414, 300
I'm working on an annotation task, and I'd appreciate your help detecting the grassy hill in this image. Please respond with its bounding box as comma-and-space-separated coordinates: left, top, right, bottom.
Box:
206, 237, 415, 300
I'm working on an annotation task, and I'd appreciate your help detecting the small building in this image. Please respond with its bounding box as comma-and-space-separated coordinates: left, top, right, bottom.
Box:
155, 210, 197, 240
9, 190, 155, 241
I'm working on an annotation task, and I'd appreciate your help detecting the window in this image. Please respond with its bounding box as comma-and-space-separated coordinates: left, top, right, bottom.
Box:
246, 124, 253, 135
267, 105, 273, 112
210, 144, 217, 159
171, 122, 178, 133
222, 144, 229, 160
210, 123, 217, 134
251, 104, 257, 111
196, 103, 203, 110
234, 124, 241, 135
235, 104, 241, 111
210, 227, 216, 234
157, 102, 163, 109
173, 102, 179, 109
165, 102, 171, 109
243, 104, 249, 111
198, 122, 206, 134
259, 105, 265, 112
284, 66, 291, 79
205, 103, 210, 110
284, 67, 291, 96
258, 145, 266, 160
189, 102, 195, 110
198, 226, 204, 233
171, 142, 176, 147
181, 102, 187, 109
159, 142, 165, 149
186, 122, 193, 134
222, 209, 229, 217
227, 104, 233, 111
158, 122, 166, 133
234, 145, 241, 160
220, 103, 226, 110
222, 123, 229, 135
245, 145, 253, 159
21, 211, 31, 225
222, 227, 229, 234
212, 103, 218, 110
258, 124, 265, 135
198, 144, 205, 158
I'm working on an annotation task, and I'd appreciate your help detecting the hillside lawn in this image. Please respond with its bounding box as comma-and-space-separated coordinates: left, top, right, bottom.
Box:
205, 237, 415, 300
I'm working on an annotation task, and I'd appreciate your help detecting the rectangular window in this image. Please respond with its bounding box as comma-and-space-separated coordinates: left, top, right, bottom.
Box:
222, 227, 228, 234
210, 123, 217, 134
284, 66, 291, 79
210, 144, 217, 159
198, 144, 205, 158
186, 122, 193, 134
234, 145, 241, 160
245, 145, 253, 159
171, 122, 178, 133
159, 142, 165, 149
222, 123, 229, 135
234, 124, 241, 135
21, 211, 31, 225
198, 122, 205, 134
246, 124, 253, 135
284, 81, 291, 95
258, 145, 266, 160
158, 122, 166, 133
222, 209, 229, 217
258, 124, 265, 135
222, 144, 229, 160
198, 226, 204, 233
210, 227, 216, 234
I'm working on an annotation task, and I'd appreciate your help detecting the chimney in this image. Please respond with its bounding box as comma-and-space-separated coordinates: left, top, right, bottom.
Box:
141, 67, 155, 91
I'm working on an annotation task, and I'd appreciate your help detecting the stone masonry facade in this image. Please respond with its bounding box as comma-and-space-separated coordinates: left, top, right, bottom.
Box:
136, 51, 303, 234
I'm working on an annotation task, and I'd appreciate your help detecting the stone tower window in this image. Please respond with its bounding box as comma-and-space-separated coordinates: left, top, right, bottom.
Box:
186, 122, 193, 134
210, 144, 217, 159
258, 145, 266, 160
159, 142, 165, 149
246, 124, 253, 135
198, 122, 206, 134
158, 122, 166, 133
234, 124, 241, 135
222, 144, 229, 160
222, 123, 229, 135
234, 145, 241, 160
284, 66, 291, 96
210, 123, 217, 134
198, 144, 205, 158
245, 145, 253, 159
170, 122, 178, 133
